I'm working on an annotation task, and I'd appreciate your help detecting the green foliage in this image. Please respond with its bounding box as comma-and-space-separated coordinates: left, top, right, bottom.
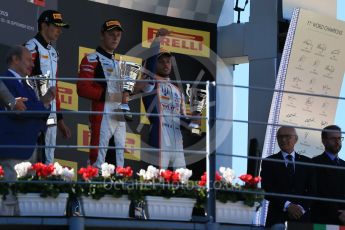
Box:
13, 175, 72, 198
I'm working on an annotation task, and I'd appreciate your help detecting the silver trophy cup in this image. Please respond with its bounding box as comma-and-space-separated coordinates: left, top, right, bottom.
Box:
26, 73, 56, 126
186, 84, 207, 135
120, 61, 141, 94
26, 73, 50, 99
119, 60, 142, 121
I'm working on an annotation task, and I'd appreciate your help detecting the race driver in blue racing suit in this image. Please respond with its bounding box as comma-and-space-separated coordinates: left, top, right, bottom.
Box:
134, 28, 187, 169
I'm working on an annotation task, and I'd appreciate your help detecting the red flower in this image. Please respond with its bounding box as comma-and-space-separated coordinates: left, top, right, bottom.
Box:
160, 169, 173, 182
78, 166, 99, 181
198, 172, 207, 186
31, 163, 54, 177
116, 166, 133, 178
198, 180, 206, 186
171, 171, 180, 183
0, 166, 4, 177
239, 174, 253, 183
239, 174, 261, 186
42, 164, 55, 177
198, 171, 222, 187
250, 176, 261, 185
215, 172, 222, 181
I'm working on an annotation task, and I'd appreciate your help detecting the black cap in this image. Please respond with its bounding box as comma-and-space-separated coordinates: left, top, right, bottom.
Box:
157, 48, 172, 59
38, 10, 69, 28
101, 19, 124, 32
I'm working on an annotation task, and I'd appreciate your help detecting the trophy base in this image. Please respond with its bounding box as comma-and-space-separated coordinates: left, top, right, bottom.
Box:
191, 128, 202, 136
118, 104, 132, 122
119, 103, 130, 111
123, 110, 133, 122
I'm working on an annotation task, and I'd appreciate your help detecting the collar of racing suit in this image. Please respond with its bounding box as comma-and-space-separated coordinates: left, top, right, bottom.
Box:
96, 46, 115, 60
155, 75, 170, 81
34, 33, 50, 49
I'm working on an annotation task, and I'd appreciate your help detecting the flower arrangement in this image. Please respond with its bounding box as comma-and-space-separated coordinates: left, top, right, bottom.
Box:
0, 165, 8, 197
14, 162, 74, 198
77, 163, 133, 200
132, 165, 195, 201
198, 167, 264, 207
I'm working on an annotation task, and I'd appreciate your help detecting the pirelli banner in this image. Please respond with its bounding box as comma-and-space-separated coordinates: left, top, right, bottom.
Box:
142, 21, 210, 58
53, 0, 216, 178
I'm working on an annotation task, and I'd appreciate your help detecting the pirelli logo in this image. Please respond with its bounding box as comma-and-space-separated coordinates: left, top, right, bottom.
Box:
106, 20, 121, 27
57, 81, 78, 111
53, 13, 62, 20
142, 21, 210, 58
77, 124, 90, 153
124, 133, 141, 161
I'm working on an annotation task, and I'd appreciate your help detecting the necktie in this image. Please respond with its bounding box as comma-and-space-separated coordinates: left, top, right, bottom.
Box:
286, 155, 294, 175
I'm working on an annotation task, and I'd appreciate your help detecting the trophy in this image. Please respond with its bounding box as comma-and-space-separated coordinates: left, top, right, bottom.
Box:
186, 84, 207, 135
26, 72, 57, 126
119, 58, 141, 121
25, 72, 50, 99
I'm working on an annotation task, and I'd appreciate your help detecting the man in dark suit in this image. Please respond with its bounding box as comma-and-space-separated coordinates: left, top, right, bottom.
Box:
0, 80, 27, 111
0, 45, 55, 180
312, 125, 345, 225
261, 126, 314, 228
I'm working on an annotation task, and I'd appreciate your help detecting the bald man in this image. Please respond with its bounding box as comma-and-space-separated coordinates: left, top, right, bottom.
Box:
261, 126, 314, 228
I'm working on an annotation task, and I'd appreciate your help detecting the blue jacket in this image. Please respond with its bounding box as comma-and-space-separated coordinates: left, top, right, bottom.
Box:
0, 70, 49, 159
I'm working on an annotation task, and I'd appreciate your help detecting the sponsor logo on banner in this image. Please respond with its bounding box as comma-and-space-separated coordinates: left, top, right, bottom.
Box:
142, 21, 210, 58
27, 0, 46, 7
55, 159, 78, 181
77, 124, 90, 153
58, 81, 78, 111
125, 133, 141, 161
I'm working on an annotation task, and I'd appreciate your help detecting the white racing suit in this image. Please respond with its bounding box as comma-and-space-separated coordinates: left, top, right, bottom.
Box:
78, 47, 125, 168
25, 34, 60, 164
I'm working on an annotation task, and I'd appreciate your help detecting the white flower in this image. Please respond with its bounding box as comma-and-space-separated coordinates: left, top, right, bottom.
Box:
219, 167, 236, 184
137, 169, 146, 178
53, 162, 63, 176
175, 168, 193, 184
101, 163, 115, 178
61, 167, 74, 181
14, 162, 32, 178
137, 165, 159, 181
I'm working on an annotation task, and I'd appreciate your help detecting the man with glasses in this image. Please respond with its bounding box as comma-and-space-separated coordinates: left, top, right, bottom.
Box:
261, 126, 314, 228
312, 125, 345, 225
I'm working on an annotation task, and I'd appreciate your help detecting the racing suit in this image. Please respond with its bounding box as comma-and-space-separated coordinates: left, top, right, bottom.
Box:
142, 42, 187, 169
77, 47, 125, 168
25, 33, 62, 164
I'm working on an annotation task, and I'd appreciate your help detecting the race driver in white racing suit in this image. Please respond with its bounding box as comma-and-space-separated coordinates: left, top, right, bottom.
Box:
25, 10, 71, 164
77, 19, 126, 169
